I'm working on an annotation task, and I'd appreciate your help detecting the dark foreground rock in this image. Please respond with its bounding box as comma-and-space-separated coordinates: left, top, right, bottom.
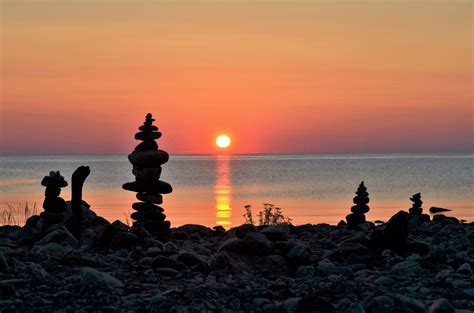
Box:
0, 214, 473, 312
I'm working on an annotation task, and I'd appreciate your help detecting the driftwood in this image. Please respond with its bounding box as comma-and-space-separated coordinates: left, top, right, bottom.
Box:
71, 166, 90, 222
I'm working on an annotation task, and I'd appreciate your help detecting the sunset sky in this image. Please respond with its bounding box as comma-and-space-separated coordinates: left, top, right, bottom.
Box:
1, 0, 472, 154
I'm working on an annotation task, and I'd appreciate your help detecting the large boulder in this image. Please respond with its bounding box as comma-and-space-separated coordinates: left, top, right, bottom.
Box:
175, 224, 213, 237
79, 267, 124, 289
337, 242, 373, 264
243, 232, 273, 256
219, 238, 247, 254
219, 233, 273, 256
382, 210, 409, 256
234, 224, 258, 239
390, 261, 423, 276
35, 228, 78, 247
151, 256, 186, 270
177, 252, 209, 272
261, 223, 290, 241
346, 213, 366, 228
296, 296, 335, 313
428, 299, 455, 313
286, 244, 312, 266
109, 232, 137, 250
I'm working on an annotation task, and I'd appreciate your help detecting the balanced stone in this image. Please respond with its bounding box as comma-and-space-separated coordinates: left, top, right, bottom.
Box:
128, 150, 169, 167
132, 202, 164, 212
135, 131, 162, 141
135, 140, 158, 151
142, 220, 171, 232
40, 211, 65, 223
131, 211, 166, 222
44, 187, 60, 197
122, 181, 172, 194
136, 193, 163, 204
409, 193, 423, 215
41, 171, 68, 188
122, 113, 173, 237
42, 197, 67, 214
133, 167, 162, 182
138, 124, 158, 131
346, 213, 366, 227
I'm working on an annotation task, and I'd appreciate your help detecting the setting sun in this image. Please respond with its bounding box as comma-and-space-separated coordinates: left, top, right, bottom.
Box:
215, 135, 231, 149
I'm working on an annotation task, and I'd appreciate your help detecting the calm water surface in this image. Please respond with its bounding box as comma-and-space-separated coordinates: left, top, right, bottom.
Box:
0, 154, 472, 227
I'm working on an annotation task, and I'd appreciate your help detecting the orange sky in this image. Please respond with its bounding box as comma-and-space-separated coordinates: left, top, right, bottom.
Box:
1, 0, 472, 154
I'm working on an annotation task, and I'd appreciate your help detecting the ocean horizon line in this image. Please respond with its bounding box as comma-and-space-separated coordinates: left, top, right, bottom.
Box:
1, 151, 473, 157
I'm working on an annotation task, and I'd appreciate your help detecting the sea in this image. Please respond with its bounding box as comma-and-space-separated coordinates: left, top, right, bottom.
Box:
0, 154, 472, 228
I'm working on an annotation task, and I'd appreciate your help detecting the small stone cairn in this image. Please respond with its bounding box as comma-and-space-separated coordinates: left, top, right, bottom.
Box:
122, 113, 173, 237
40, 171, 68, 223
346, 181, 370, 227
408, 192, 430, 223
409, 193, 423, 215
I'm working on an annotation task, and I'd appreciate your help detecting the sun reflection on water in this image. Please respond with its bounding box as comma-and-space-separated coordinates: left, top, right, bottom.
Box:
215, 156, 232, 228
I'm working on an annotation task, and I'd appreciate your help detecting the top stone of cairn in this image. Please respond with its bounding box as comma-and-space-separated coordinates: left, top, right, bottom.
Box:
41, 171, 68, 188
134, 113, 161, 150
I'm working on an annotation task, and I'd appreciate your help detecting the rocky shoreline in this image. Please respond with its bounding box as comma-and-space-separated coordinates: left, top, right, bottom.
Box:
0, 202, 472, 312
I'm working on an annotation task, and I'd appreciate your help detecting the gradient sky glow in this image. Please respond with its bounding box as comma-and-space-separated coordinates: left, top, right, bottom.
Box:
1, 0, 473, 154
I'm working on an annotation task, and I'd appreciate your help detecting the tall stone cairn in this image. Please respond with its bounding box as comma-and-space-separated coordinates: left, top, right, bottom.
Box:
346, 181, 370, 227
122, 113, 173, 237
409, 193, 423, 215
40, 171, 68, 223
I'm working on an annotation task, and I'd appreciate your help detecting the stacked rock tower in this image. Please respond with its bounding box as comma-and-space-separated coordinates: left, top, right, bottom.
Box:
346, 181, 370, 227
122, 113, 173, 237
409, 193, 423, 215
41, 171, 68, 223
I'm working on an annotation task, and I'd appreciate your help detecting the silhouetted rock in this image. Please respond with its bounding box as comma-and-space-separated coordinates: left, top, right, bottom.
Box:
364, 295, 394, 312
337, 220, 347, 226
382, 210, 409, 255
296, 296, 335, 313
234, 224, 258, 239
136, 192, 163, 204
122, 113, 173, 237
122, 181, 172, 194
369, 228, 385, 249
41, 171, 67, 189
176, 224, 213, 237
346, 213, 366, 227
337, 242, 374, 264
40, 171, 67, 222
260, 223, 289, 241
243, 232, 273, 256
407, 240, 430, 256
346, 182, 370, 227
429, 207, 451, 213
2, 218, 474, 311
432, 214, 459, 224
409, 193, 423, 215
219, 238, 246, 253
456, 263, 472, 275
428, 299, 455, 313
286, 243, 312, 266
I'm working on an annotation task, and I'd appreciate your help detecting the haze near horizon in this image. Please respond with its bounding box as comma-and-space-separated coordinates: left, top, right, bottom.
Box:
1, 0, 472, 155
